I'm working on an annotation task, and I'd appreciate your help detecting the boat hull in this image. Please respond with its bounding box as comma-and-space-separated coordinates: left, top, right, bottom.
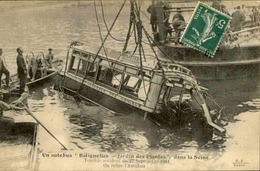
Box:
55, 74, 145, 115
1, 90, 38, 170
159, 44, 260, 80
0, 120, 38, 170
55, 74, 217, 143
26, 69, 58, 87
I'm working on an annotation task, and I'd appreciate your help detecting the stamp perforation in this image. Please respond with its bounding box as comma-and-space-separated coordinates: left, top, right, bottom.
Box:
180, 1, 232, 57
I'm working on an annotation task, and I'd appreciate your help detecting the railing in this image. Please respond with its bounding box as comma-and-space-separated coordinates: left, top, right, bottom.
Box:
161, 63, 192, 75
230, 26, 260, 36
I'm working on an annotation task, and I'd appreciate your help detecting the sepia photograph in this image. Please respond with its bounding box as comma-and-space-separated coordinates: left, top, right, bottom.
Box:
0, 0, 259, 170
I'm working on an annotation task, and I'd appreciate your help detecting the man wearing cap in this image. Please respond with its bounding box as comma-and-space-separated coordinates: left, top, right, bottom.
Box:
46, 48, 54, 68
0, 48, 10, 89
16, 47, 27, 94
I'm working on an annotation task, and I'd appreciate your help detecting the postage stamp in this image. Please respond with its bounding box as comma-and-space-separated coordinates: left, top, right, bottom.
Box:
180, 2, 231, 57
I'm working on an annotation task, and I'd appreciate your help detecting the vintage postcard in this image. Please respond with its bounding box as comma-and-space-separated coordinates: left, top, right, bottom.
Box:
0, 0, 259, 171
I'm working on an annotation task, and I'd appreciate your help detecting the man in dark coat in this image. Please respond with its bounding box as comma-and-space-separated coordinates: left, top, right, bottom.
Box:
46, 48, 54, 68
0, 48, 10, 89
230, 6, 246, 32
16, 47, 27, 93
211, 0, 222, 11
147, 0, 157, 33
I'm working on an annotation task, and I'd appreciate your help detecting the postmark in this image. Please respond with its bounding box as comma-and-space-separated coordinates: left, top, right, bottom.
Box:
180, 2, 231, 57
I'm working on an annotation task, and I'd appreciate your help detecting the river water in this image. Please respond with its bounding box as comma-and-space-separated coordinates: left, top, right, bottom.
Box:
0, 1, 259, 170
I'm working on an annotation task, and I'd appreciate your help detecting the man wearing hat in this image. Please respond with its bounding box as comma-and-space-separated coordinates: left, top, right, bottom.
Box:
0, 48, 10, 89
46, 48, 54, 68
16, 47, 27, 94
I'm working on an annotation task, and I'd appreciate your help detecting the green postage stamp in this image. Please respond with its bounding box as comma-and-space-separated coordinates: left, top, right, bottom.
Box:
180, 2, 231, 57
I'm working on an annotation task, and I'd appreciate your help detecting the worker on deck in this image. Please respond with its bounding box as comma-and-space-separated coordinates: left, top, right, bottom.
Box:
16, 47, 27, 94
172, 8, 185, 43
46, 48, 54, 68
230, 6, 246, 32
211, 0, 230, 15
211, 0, 222, 11
0, 48, 10, 89
147, 0, 157, 33
147, 0, 158, 42
221, 4, 230, 16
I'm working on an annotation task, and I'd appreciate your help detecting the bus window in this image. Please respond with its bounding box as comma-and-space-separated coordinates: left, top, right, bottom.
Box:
137, 79, 150, 101
68, 56, 80, 74
82, 53, 89, 59
120, 73, 150, 101
97, 66, 113, 85
77, 59, 88, 77
85, 55, 99, 79
111, 71, 123, 87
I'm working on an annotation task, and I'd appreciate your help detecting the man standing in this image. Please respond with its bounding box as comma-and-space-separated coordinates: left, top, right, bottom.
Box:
230, 6, 245, 32
0, 48, 10, 89
16, 47, 27, 94
147, 0, 157, 34
211, 0, 222, 11
46, 48, 54, 68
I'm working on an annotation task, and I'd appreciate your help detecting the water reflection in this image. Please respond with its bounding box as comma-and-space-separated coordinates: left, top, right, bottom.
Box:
24, 76, 259, 171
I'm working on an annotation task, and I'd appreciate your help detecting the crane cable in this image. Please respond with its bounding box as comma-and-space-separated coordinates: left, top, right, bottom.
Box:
139, 7, 176, 63
122, 0, 135, 52
100, 0, 125, 42
75, 0, 126, 96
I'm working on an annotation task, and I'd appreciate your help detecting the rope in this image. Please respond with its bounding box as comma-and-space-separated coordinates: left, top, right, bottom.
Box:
202, 91, 229, 123
100, 0, 125, 42
75, 0, 126, 96
94, 0, 109, 58
131, 0, 148, 98
17, 101, 68, 150
123, 1, 135, 52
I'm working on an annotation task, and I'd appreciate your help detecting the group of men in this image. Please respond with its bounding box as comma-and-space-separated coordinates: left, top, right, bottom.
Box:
0, 48, 54, 120
147, 1, 185, 43
0, 48, 54, 94
147, 0, 249, 42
